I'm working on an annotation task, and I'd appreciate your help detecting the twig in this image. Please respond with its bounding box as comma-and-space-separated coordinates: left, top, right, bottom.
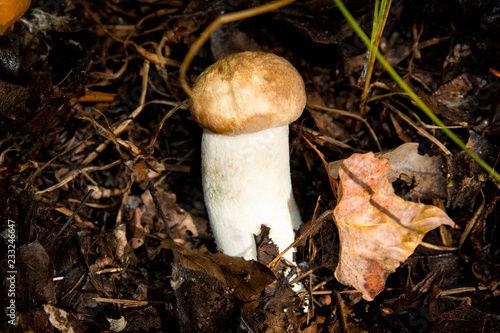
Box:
35, 159, 122, 195
179, 0, 296, 96
382, 101, 452, 155
147, 181, 174, 241
458, 190, 485, 261
294, 125, 359, 152
82, 60, 151, 165
334, 291, 349, 333
25, 136, 88, 190
307, 103, 382, 151
419, 242, 457, 251
391, 99, 467, 130
93, 298, 150, 307
45, 189, 94, 247
267, 210, 334, 269
301, 135, 338, 195
147, 100, 188, 151
93, 297, 171, 307
440, 286, 488, 296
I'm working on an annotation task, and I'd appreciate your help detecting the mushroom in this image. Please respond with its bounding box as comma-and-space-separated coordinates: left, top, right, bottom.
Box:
0, 0, 31, 35
190, 51, 306, 261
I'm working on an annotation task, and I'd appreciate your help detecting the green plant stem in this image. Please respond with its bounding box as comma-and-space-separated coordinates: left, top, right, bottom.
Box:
332, 0, 500, 181
360, 0, 392, 116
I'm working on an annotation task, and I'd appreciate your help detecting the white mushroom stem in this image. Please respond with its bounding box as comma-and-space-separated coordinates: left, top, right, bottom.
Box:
201, 125, 301, 261
190, 51, 306, 261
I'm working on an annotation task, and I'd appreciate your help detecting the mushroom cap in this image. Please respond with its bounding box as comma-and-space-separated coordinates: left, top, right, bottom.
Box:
0, 0, 31, 35
190, 51, 306, 135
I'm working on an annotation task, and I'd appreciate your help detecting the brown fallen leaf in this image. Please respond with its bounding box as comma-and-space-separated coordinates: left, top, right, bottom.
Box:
163, 239, 277, 332
161, 239, 276, 303
162, 239, 276, 332
129, 207, 149, 249
141, 188, 209, 248
431, 303, 500, 333
333, 152, 455, 301
328, 143, 448, 201
394, 268, 445, 323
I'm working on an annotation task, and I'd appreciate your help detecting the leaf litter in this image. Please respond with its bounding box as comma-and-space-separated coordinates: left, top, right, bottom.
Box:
1, 0, 500, 332
332, 152, 455, 301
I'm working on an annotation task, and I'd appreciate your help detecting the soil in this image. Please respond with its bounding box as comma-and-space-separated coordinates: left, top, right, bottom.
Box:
1, 0, 499, 332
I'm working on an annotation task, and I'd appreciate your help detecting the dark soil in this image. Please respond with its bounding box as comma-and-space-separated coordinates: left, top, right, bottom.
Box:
1, 0, 500, 332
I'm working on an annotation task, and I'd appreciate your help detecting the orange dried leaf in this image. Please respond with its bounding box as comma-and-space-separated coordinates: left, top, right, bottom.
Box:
333, 152, 455, 301
0, 0, 31, 35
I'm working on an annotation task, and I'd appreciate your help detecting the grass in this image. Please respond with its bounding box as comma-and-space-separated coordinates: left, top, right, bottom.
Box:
360, 0, 392, 115
332, 0, 500, 181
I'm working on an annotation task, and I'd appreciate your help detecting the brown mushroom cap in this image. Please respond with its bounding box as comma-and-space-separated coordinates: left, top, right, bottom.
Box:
190, 52, 306, 135
0, 0, 30, 35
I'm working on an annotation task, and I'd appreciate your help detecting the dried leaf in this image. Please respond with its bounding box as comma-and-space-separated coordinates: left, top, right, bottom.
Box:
333, 152, 455, 301
432, 73, 479, 123
380, 143, 447, 200
129, 207, 149, 249
141, 188, 209, 247
394, 268, 445, 322
255, 225, 280, 265
448, 131, 499, 207
171, 262, 241, 333
431, 304, 500, 333
161, 239, 276, 303
328, 143, 448, 200
43, 304, 75, 333
210, 25, 263, 61
17, 241, 57, 306
107, 315, 127, 332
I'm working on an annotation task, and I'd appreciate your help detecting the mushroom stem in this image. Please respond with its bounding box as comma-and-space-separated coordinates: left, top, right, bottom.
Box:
190, 51, 306, 261
202, 125, 301, 260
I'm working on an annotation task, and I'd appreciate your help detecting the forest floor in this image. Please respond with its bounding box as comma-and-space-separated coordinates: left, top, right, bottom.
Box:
1, 0, 500, 332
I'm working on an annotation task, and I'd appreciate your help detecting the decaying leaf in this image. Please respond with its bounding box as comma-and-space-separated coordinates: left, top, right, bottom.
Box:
431, 303, 500, 333
18, 241, 57, 307
141, 188, 209, 247
161, 239, 277, 332
394, 268, 445, 323
448, 130, 499, 207
328, 143, 448, 200
380, 143, 447, 200
255, 225, 280, 265
333, 152, 455, 301
43, 304, 75, 333
161, 239, 276, 303
129, 207, 149, 249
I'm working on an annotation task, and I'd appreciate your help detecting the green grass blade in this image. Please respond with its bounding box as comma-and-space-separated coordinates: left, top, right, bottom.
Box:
332, 0, 500, 181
